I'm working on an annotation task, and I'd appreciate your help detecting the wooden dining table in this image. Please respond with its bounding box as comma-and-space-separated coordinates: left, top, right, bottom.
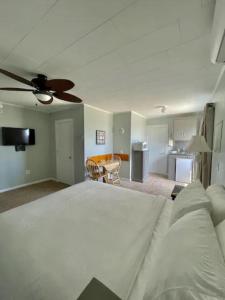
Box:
98, 160, 120, 172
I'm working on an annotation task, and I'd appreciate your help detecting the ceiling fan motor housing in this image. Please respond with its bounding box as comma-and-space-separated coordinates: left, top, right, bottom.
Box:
31, 74, 49, 90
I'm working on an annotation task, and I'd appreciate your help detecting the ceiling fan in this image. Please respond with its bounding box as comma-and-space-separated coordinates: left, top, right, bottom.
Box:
0, 68, 83, 105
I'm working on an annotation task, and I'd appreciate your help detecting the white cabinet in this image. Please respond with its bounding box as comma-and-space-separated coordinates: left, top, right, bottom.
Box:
175, 158, 193, 183
168, 154, 193, 182
173, 117, 197, 141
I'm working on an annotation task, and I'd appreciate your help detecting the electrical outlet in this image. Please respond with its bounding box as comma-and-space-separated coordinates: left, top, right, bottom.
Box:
25, 170, 31, 175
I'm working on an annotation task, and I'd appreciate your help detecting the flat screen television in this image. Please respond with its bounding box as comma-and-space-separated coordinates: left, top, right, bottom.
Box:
2, 127, 35, 145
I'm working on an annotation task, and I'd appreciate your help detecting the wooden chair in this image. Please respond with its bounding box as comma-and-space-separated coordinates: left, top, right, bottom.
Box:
108, 154, 121, 184
86, 159, 108, 182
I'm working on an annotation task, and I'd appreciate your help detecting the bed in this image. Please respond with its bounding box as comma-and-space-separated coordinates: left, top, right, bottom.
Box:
0, 180, 225, 300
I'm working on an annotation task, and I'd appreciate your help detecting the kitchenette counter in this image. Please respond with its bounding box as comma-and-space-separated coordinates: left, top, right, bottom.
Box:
168, 152, 194, 157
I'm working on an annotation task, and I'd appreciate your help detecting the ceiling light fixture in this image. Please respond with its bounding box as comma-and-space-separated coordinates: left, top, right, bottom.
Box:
155, 105, 167, 113
33, 91, 53, 104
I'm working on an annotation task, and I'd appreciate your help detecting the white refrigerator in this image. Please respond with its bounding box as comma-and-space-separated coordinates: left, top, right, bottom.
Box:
175, 158, 193, 183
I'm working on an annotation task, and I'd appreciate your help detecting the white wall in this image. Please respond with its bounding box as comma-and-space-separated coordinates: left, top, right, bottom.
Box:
211, 69, 225, 185
131, 111, 146, 143
0, 103, 114, 189
0, 104, 148, 189
113, 111, 146, 179
84, 105, 113, 159
113, 112, 131, 179
0, 104, 52, 190
147, 112, 201, 150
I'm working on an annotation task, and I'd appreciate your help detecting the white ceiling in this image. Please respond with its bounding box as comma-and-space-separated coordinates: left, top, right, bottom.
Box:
0, 0, 222, 117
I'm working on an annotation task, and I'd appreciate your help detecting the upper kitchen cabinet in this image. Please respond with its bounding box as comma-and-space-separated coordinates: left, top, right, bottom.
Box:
173, 117, 197, 141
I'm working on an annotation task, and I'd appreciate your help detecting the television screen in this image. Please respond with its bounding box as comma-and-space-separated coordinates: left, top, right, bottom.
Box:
2, 127, 35, 145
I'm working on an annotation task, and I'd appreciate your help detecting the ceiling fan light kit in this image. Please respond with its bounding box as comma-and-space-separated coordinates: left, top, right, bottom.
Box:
33, 90, 53, 104
0, 68, 83, 105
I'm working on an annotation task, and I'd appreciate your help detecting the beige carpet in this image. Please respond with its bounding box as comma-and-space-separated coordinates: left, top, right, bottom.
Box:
120, 173, 185, 198
0, 180, 68, 213
0, 174, 183, 213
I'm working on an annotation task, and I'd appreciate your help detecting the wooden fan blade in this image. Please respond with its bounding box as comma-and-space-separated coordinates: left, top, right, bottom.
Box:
46, 79, 74, 91
0, 87, 34, 91
0, 69, 33, 87
53, 92, 82, 103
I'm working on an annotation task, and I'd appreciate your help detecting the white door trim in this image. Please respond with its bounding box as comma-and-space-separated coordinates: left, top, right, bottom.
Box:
55, 119, 75, 184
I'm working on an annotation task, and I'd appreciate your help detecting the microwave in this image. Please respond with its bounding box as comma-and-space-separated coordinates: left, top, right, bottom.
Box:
133, 142, 148, 151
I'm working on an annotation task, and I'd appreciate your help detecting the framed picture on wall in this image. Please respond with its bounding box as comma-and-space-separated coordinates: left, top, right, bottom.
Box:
96, 130, 105, 145
214, 120, 223, 153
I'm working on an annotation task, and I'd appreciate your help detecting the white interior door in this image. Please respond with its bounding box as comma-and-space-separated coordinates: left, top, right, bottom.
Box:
147, 125, 168, 175
55, 119, 74, 185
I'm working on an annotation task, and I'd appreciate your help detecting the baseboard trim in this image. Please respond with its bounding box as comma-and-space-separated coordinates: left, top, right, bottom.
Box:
120, 177, 132, 182
0, 178, 56, 193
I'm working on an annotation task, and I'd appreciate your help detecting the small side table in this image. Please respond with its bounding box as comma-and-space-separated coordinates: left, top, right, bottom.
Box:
171, 185, 184, 200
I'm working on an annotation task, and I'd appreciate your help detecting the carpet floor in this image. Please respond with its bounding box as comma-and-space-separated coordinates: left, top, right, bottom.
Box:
120, 173, 185, 198
0, 180, 68, 213
0, 174, 183, 213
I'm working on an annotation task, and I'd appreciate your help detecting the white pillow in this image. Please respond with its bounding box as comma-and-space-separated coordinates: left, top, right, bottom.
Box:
216, 219, 225, 261
144, 209, 225, 300
206, 184, 225, 226
170, 180, 211, 225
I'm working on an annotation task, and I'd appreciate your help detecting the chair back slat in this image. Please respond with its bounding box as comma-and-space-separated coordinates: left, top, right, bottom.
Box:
86, 159, 103, 180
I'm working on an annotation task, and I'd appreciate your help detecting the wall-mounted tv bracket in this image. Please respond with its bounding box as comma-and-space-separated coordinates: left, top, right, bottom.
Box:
15, 145, 26, 151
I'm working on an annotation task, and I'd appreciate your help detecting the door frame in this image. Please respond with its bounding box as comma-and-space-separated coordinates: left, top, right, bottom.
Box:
55, 118, 75, 184
147, 124, 169, 175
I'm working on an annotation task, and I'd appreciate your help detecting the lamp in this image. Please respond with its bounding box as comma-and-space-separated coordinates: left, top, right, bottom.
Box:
186, 135, 211, 180
33, 91, 53, 104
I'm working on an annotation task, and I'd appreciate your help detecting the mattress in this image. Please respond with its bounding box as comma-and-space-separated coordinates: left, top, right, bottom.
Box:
0, 181, 171, 300
128, 200, 174, 300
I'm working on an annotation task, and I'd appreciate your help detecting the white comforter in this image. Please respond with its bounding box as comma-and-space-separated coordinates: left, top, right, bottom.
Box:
0, 181, 168, 300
